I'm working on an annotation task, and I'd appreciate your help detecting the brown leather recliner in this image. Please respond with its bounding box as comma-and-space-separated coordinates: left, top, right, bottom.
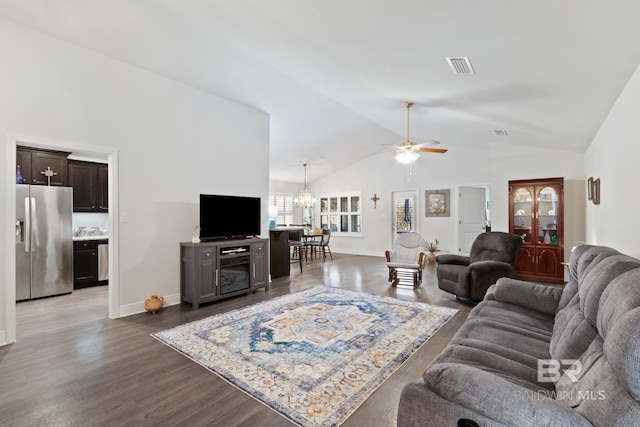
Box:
436, 232, 522, 301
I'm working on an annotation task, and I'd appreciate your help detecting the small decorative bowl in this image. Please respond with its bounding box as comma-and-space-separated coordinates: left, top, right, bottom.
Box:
144, 295, 164, 313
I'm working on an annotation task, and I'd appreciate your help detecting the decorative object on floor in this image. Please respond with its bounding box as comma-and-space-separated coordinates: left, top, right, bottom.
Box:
144, 295, 164, 313
370, 193, 380, 208
425, 238, 440, 262
152, 286, 457, 427
425, 189, 451, 217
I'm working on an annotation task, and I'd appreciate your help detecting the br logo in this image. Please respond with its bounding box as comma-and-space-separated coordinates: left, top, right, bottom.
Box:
538, 359, 582, 382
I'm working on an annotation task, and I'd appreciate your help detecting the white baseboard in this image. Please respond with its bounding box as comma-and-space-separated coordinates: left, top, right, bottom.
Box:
116, 292, 181, 318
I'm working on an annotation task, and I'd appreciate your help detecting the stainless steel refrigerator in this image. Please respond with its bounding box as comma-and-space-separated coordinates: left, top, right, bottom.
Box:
16, 185, 73, 301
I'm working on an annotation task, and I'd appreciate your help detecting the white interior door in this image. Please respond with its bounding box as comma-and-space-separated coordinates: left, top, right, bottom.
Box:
391, 190, 418, 240
458, 187, 488, 255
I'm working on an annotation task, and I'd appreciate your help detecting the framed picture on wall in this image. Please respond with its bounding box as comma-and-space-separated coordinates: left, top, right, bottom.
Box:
587, 177, 593, 201
425, 189, 450, 217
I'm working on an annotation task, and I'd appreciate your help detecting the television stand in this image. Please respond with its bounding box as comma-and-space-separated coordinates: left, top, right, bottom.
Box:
180, 238, 268, 309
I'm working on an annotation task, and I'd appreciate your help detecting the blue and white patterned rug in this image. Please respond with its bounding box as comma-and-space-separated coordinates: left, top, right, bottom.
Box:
152, 286, 457, 426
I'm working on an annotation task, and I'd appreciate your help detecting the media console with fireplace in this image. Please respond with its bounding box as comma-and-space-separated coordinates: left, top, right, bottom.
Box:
180, 238, 268, 309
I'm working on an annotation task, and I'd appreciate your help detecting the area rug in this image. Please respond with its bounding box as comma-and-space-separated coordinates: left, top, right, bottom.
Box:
152, 286, 457, 426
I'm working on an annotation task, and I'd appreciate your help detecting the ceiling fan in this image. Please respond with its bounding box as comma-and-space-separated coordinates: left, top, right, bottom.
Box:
394, 101, 447, 164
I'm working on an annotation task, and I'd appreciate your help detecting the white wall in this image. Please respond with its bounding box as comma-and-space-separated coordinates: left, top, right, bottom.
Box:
310, 141, 585, 259
310, 144, 490, 256
0, 19, 269, 344
585, 64, 640, 257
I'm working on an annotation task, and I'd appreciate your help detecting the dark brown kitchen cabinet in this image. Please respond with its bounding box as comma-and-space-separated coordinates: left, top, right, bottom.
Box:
97, 164, 109, 211
68, 160, 108, 212
509, 177, 564, 284
73, 240, 98, 289
16, 149, 32, 184
17, 146, 70, 186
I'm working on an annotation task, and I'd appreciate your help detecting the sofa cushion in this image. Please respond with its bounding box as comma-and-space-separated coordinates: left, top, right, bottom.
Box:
579, 255, 640, 326
488, 278, 563, 315
550, 246, 638, 362
466, 300, 556, 341
428, 299, 557, 392
552, 254, 640, 426
413, 364, 595, 427
598, 268, 640, 400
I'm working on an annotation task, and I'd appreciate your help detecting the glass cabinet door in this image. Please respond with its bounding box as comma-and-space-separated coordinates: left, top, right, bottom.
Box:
509, 177, 564, 284
537, 186, 558, 245
513, 187, 533, 242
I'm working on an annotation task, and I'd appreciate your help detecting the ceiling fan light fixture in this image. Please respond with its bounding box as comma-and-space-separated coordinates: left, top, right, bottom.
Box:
396, 149, 420, 164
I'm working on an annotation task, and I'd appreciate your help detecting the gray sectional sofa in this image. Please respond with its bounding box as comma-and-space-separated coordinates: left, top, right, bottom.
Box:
398, 244, 640, 426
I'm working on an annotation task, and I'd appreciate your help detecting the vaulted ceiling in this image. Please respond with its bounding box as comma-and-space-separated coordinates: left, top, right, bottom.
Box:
2, 1, 640, 183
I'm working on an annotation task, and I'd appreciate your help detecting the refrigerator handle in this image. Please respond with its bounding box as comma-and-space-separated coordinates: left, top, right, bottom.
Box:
16, 220, 24, 242
24, 197, 31, 253
29, 197, 37, 253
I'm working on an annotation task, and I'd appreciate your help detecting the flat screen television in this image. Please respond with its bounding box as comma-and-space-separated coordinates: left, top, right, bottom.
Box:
200, 194, 261, 240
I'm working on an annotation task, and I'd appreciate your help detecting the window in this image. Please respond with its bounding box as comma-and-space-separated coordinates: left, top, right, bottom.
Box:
395, 198, 415, 232
269, 193, 293, 226
319, 193, 361, 234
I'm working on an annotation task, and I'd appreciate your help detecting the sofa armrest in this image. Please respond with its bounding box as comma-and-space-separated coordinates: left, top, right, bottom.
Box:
435, 253, 470, 266
468, 260, 516, 274
424, 363, 592, 427
485, 277, 563, 315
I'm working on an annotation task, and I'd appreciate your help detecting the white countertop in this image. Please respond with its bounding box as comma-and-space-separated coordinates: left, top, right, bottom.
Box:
73, 235, 109, 241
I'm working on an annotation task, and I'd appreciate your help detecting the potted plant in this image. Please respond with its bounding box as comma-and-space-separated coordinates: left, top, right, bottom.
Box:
425, 239, 440, 262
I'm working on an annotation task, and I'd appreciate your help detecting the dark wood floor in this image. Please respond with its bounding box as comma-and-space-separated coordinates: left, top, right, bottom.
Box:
0, 254, 473, 427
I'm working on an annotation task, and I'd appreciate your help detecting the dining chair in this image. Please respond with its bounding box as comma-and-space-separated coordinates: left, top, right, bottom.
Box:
288, 229, 305, 272
316, 228, 333, 261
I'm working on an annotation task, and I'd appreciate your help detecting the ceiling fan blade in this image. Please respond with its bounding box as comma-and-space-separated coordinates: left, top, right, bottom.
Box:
418, 140, 441, 146
418, 147, 448, 153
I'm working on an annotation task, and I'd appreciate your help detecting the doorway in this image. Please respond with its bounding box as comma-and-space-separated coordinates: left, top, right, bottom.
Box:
457, 186, 490, 255
4, 136, 119, 345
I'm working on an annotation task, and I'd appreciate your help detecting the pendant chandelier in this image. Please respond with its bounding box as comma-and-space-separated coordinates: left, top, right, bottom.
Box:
294, 163, 316, 208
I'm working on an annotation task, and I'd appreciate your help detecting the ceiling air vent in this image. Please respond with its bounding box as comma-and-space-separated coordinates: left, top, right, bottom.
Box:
446, 57, 475, 75
494, 129, 508, 136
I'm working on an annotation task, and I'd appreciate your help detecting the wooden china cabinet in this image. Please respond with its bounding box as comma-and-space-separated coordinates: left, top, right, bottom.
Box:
509, 178, 564, 284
